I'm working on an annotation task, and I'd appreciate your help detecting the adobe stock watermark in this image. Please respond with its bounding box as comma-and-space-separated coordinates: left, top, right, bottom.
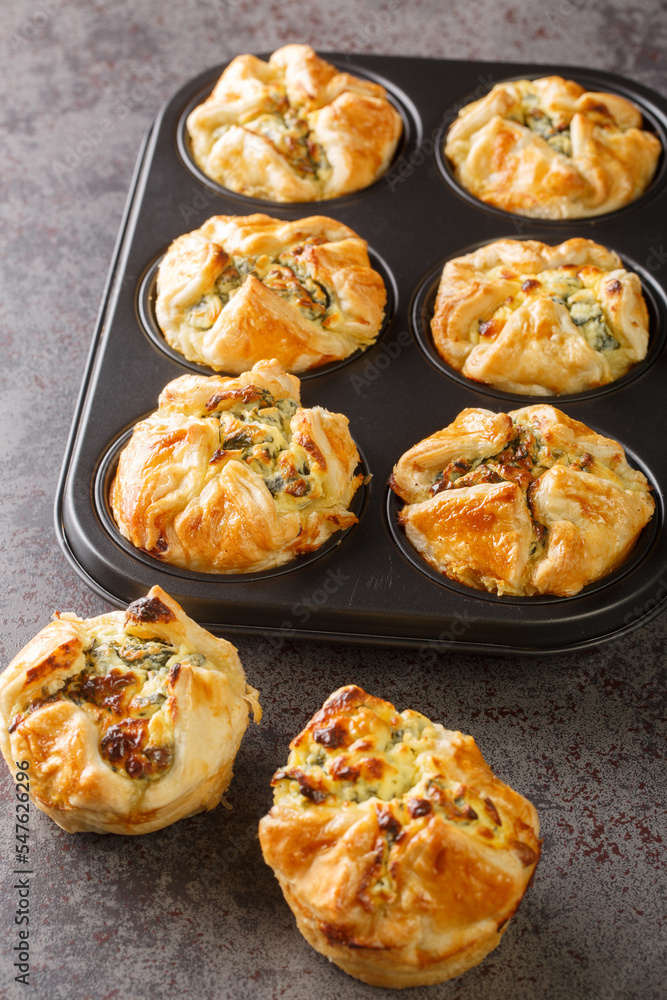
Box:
178, 185, 215, 226
11, 761, 32, 986
416, 612, 474, 666
264, 565, 351, 661
51, 64, 165, 179
386, 73, 495, 194
356, 0, 402, 49
588, 575, 667, 658
646, 244, 667, 272
350, 331, 412, 395
10, 0, 63, 50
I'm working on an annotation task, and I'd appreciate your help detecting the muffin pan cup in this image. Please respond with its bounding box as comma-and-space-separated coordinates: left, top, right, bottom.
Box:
56, 55, 667, 654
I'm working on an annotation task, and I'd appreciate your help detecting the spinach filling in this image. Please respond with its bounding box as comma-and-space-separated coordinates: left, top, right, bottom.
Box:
478, 270, 620, 354
206, 393, 313, 502
520, 94, 572, 155
212, 85, 331, 178
18, 637, 182, 781
187, 237, 334, 331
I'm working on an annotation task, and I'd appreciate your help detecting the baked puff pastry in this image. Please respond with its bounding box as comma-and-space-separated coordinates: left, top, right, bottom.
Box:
390, 405, 654, 597
110, 359, 363, 574
259, 685, 540, 988
186, 44, 403, 201
0, 587, 261, 835
155, 214, 386, 374
445, 77, 661, 218
431, 238, 649, 395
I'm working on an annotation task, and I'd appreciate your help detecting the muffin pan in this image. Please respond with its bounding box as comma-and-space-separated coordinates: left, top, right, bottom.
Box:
56, 55, 667, 653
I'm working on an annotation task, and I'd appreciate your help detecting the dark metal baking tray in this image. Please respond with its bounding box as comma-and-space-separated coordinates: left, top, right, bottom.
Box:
55, 54, 667, 654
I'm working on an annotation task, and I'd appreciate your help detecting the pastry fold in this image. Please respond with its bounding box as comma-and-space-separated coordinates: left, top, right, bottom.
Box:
111, 360, 363, 574
431, 238, 649, 394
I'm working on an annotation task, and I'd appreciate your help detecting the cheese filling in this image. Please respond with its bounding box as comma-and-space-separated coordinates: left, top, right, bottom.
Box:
518, 94, 573, 155
212, 84, 332, 180
8, 634, 204, 780
187, 236, 336, 331
471, 265, 620, 355
271, 693, 529, 900
204, 389, 329, 510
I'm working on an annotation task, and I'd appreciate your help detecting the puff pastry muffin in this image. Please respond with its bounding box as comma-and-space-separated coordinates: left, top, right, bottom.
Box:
186, 44, 403, 201
155, 214, 386, 374
431, 238, 649, 395
110, 360, 363, 574
0, 587, 261, 835
391, 405, 654, 597
259, 685, 540, 988
445, 76, 661, 218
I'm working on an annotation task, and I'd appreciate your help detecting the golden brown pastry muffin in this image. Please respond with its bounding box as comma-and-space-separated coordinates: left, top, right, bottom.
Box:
0, 587, 261, 835
431, 238, 649, 395
110, 359, 363, 574
390, 405, 654, 597
155, 214, 387, 374
259, 685, 541, 988
186, 44, 403, 201
445, 76, 661, 218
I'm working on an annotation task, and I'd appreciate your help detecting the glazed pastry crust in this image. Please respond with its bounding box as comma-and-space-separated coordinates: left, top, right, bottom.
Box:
155, 214, 387, 374
391, 405, 654, 596
259, 685, 540, 988
187, 45, 403, 201
431, 238, 649, 395
110, 359, 363, 574
445, 77, 661, 218
0, 587, 261, 835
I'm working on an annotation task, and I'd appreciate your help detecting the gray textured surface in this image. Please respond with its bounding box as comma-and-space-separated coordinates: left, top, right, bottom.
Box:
1, 1, 666, 998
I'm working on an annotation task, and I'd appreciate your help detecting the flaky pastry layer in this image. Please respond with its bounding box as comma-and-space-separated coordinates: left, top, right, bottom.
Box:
0, 587, 261, 834
110, 359, 363, 574
155, 214, 386, 374
259, 685, 540, 988
445, 77, 661, 218
391, 405, 654, 596
187, 45, 403, 201
431, 238, 649, 395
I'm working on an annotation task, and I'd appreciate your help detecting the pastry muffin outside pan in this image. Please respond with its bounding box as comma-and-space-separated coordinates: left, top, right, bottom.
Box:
0, 587, 261, 835
259, 685, 540, 987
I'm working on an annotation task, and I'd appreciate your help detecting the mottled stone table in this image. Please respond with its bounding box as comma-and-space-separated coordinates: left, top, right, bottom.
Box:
1, 2, 665, 998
